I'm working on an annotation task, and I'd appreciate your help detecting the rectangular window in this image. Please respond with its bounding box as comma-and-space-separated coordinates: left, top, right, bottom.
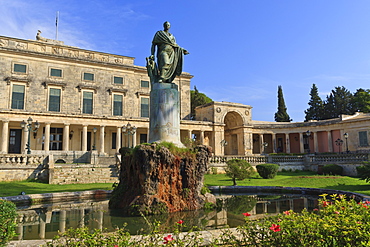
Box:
50, 68, 62, 77
13, 64, 27, 73
11, 84, 25, 109
49, 88, 61, 112
112, 132, 117, 149
83, 72, 94, 81
140, 134, 148, 144
141, 80, 150, 88
141, 97, 149, 118
113, 94, 123, 116
114, 76, 123, 84
359, 131, 368, 147
83, 91, 93, 114
50, 128, 63, 150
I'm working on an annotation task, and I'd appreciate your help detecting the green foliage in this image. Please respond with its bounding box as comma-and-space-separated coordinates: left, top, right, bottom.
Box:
322, 164, 343, 176
352, 88, 370, 113
190, 86, 212, 119
322, 86, 354, 119
0, 200, 17, 247
215, 194, 370, 246
225, 159, 255, 186
224, 195, 257, 215
274, 85, 292, 122
356, 162, 370, 183
256, 163, 279, 179
200, 185, 211, 195
305, 83, 324, 121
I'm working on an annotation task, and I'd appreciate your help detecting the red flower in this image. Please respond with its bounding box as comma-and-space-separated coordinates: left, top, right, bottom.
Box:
242, 212, 251, 217
363, 205, 368, 209
177, 220, 184, 224
283, 211, 290, 215
365, 201, 370, 204
163, 235, 173, 244
269, 224, 281, 232
114, 245, 118, 247
322, 201, 331, 207
313, 208, 319, 211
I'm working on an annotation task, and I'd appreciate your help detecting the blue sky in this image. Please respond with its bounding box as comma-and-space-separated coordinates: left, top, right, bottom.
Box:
1, 0, 370, 122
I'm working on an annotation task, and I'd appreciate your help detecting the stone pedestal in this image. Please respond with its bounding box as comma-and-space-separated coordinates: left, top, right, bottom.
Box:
148, 83, 184, 147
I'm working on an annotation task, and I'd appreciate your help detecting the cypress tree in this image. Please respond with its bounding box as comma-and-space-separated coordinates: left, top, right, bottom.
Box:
274, 85, 292, 122
190, 86, 212, 119
304, 84, 324, 121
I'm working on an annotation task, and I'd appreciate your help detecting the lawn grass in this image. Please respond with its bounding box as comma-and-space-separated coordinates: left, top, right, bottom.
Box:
204, 171, 370, 196
0, 181, 114, 197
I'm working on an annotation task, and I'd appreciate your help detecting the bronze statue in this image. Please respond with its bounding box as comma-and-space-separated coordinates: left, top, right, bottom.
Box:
147, 22, 189, 83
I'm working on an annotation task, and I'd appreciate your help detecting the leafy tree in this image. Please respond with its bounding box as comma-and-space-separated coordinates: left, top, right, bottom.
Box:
274, 85, 292, 122
322, 86, 354, 119
352, 88, 370, 113
225, 159, 255, 186
190, 86, 212, 119
304, 84, 324, 121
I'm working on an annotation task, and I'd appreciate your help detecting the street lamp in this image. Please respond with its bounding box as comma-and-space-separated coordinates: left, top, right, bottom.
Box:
122, 123, 137, 148
335, 138, 343, 153
306, 130, 311, 154
20, 117, 40, 154
344, 132, 349, 153
92, 127, 97, 150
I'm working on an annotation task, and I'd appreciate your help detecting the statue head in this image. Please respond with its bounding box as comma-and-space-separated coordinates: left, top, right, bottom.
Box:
163, 21, 171, 31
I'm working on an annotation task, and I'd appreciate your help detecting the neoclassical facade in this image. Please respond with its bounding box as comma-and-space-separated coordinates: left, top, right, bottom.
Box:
0, 34, 369, 157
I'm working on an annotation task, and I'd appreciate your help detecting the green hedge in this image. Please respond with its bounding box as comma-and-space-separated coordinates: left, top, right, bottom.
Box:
256, 163, 279, 179
0, 200, 17, 247
356, 162, 370, 182
322, 164, 343, 176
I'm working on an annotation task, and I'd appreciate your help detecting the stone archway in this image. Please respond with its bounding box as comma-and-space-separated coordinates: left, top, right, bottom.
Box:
223, 111, 244, 155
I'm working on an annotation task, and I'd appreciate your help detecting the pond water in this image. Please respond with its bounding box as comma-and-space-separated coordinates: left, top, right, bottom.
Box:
14, 193, 320, 241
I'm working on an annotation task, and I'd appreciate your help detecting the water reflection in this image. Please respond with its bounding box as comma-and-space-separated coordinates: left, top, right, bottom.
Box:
15, 194, 319, 240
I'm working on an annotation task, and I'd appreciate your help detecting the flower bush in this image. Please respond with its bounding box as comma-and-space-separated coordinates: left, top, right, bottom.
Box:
0, 199, 17, 247
217, 194, 370, 246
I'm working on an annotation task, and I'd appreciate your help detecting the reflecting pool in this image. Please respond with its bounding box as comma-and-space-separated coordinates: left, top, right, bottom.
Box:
14, 193, 320, 240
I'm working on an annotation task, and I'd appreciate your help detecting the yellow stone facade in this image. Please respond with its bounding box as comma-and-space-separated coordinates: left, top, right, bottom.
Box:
0, 34, 369, 157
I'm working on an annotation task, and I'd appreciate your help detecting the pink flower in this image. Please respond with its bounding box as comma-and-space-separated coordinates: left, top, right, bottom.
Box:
313, 208, 319, 211
334, 211, 340, 214
365, 201, 370, 204
163, 235, 173, 244
177, 220, 184, 224
283, 211, 290, 215
242, 212, 251, 217
269, 224, 281, 232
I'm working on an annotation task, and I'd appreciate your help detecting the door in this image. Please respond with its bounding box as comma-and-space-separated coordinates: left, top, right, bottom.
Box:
8, 129, 22, 153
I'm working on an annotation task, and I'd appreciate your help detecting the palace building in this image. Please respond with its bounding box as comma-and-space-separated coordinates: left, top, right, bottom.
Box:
0, 34, 370, 157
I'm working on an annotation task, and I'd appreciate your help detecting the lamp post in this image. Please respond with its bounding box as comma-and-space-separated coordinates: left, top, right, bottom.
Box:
335, 138, 343, 153
122, 123, 137, 148
20, 117, 40, 154
92, 127, 97, 150
220, 139, 228, 155
306, 130, 311, 154
344, 132, 349, 153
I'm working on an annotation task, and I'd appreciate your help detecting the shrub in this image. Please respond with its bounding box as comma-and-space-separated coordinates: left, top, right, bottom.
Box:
256, 163, 279, 179
0, 200, 17, 247
356, 162, 370, 182
322, 164, 343, 175
215, 194, 370, 246
225, 159, 255, 186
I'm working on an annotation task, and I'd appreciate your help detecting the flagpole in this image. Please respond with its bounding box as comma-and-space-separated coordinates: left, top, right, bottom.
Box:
55, 11, 59, 40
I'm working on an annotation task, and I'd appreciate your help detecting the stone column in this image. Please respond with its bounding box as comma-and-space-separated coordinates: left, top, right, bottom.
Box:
132, 131, 137, 147
286, 134, 291, 153
327, 131, 333, 152
22, 125, 28, 154
199, 130, 205, 145
313, 131, 319, 153
63, 124, 70, 151
59, 210, 66, 233
259, 134, 264, 154
213, 126, 223, 156
299, 132, 304, 153
99, 125, 105, 154
82, 125, 88, 152
116, 127, 121, 152
188, 130, 192, 141
272, 133, 276, 153
44, 123, 51, 151
1, 120, 9, 153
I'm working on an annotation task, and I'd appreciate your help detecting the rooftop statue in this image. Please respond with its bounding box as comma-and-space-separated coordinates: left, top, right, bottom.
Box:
36, 30, 64, 45
147, 22, 189, 84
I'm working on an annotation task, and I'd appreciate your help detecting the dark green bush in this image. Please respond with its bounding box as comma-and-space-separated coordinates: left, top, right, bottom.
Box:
225, 159, 255, 186
0, 200, 17, 247
356, 162, 370, 182
322, 164, 343, 176
256, 163, 279, 179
